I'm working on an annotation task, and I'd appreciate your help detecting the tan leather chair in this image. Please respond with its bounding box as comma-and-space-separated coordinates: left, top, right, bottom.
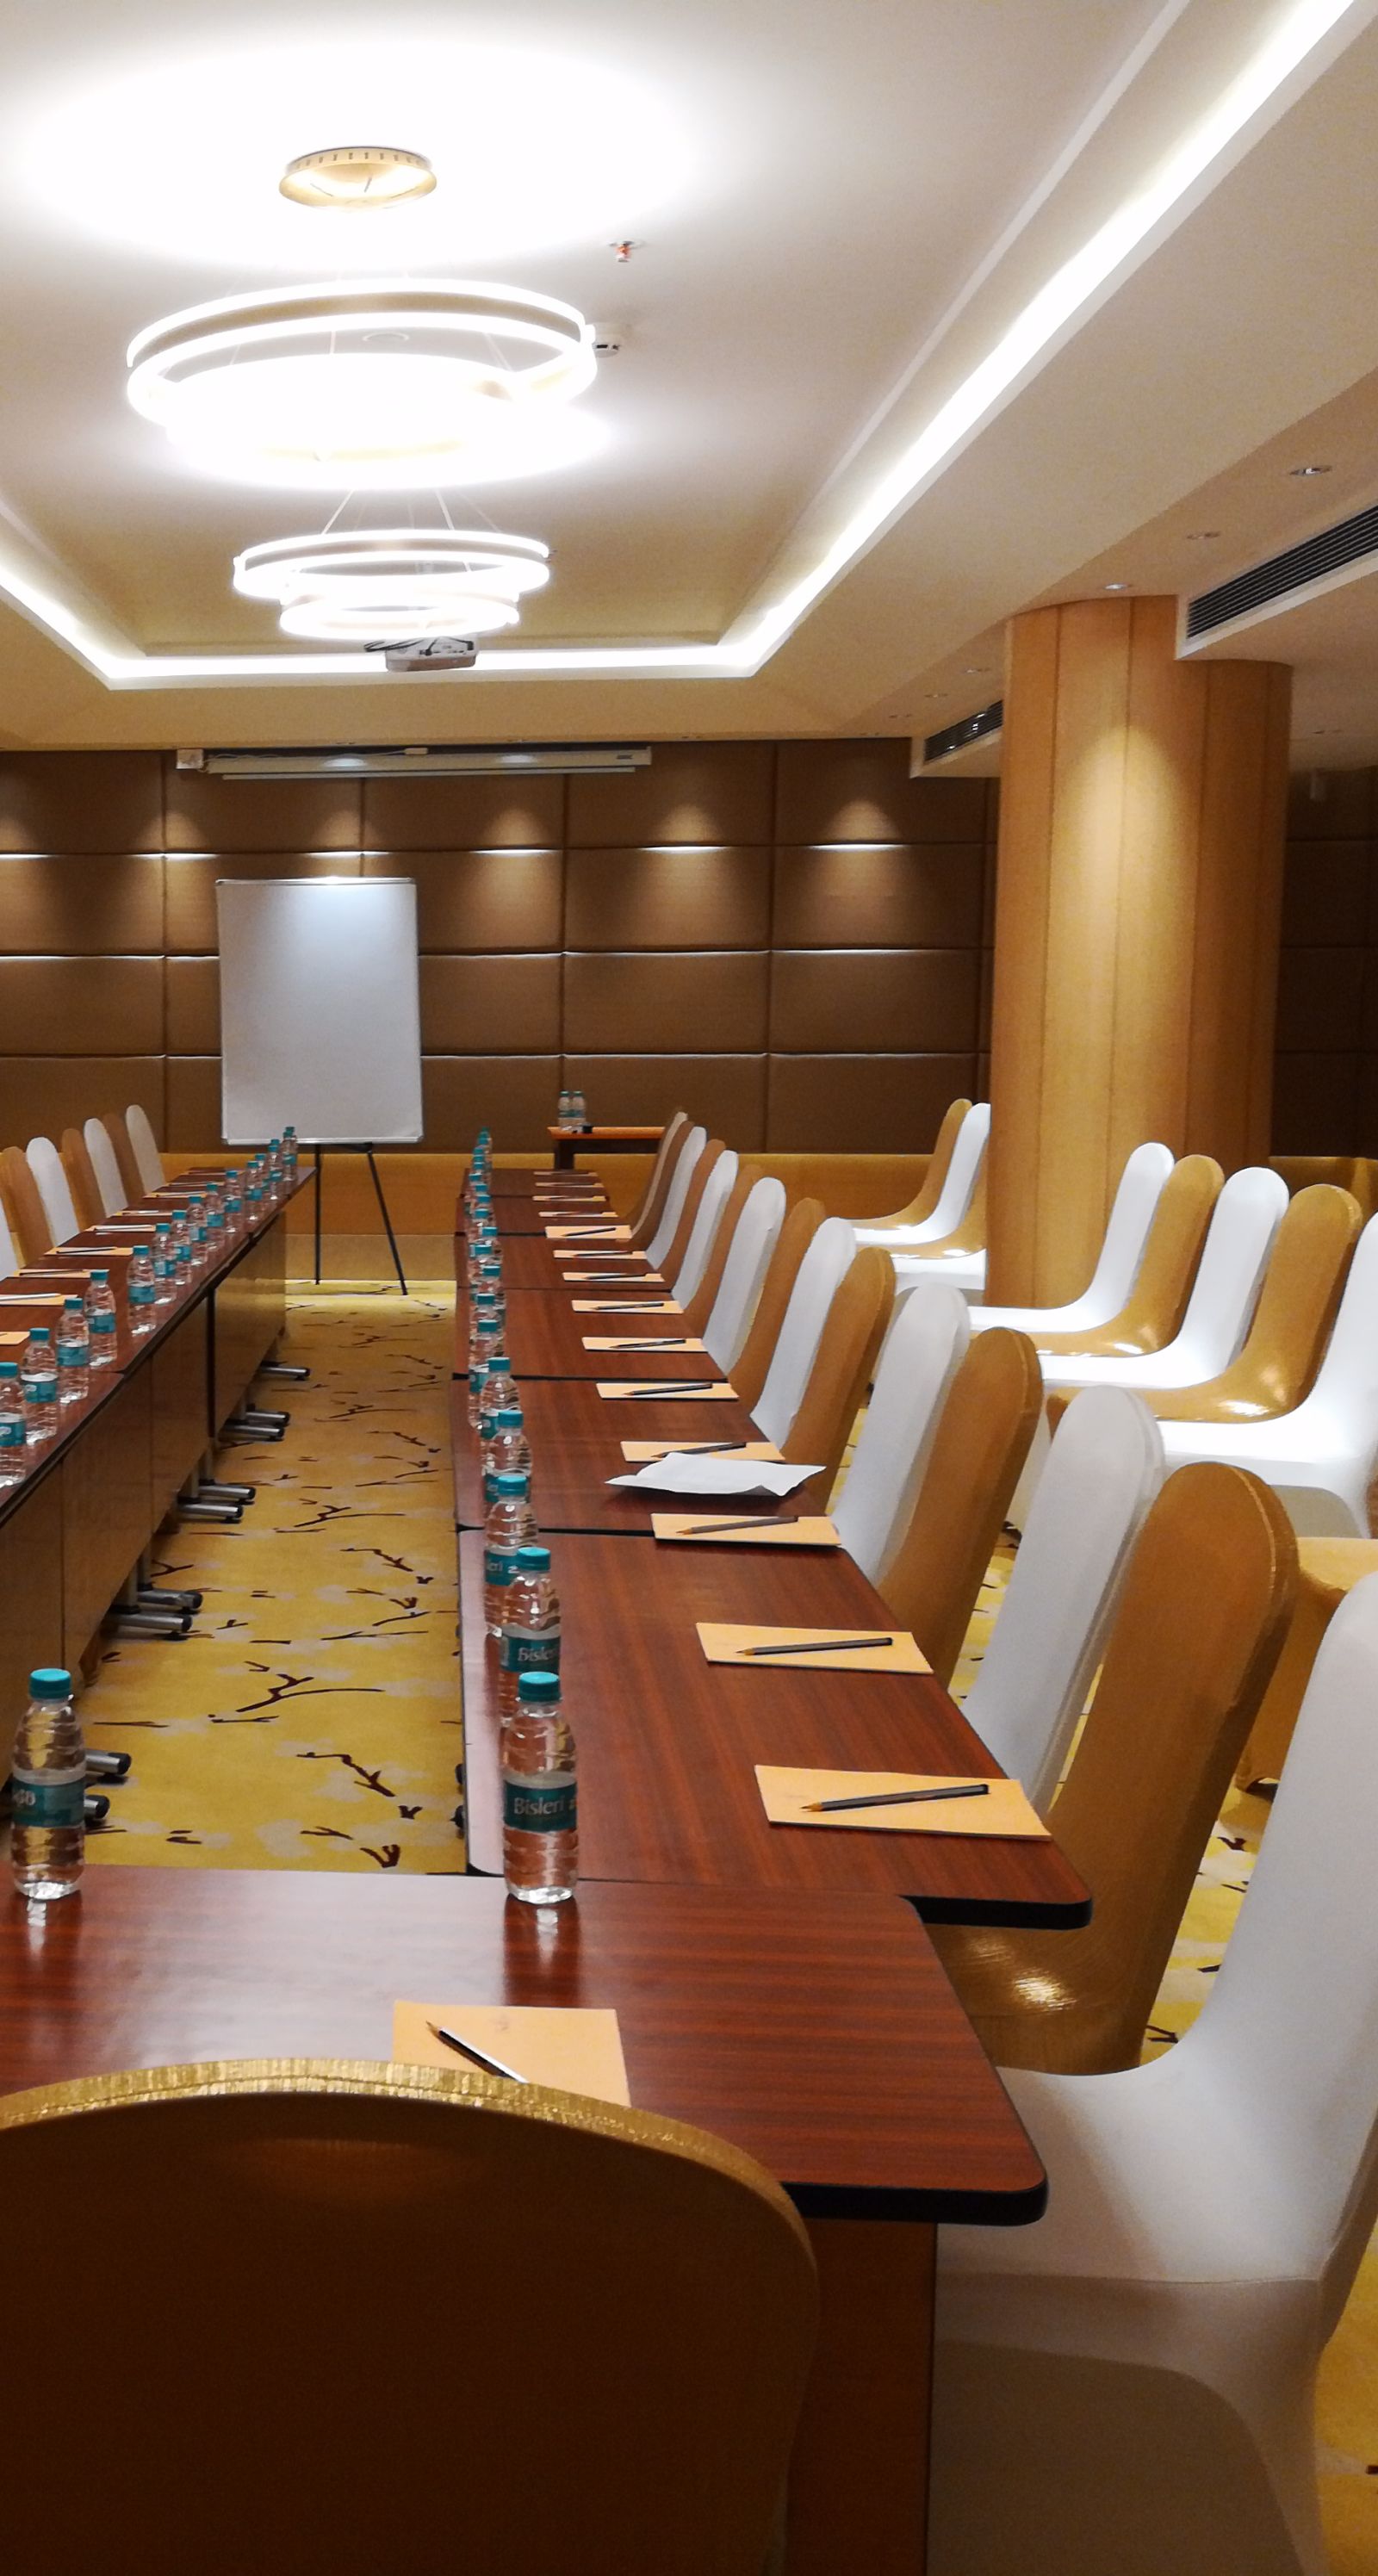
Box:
1027, 1154, 1223, 1357
858, 1097, 971, 1227
656, 1138, 727, 1292
782, 1245, 896, 1497
931, 1461, 1297, 2075
629, 1114, 695, 1251
60, 1126, 105, 1232
0, 2058, 817, 2575
881, 1328, 1043, 1686
898, 1159, 987, 1264
0, 1144, 53, 1263
1044, 1182, 1362, 1434
731, 1198, 824, 1412
103, 1109, 145, 1205
680, 1163, 756, 1334
625, 1108, 689, 1233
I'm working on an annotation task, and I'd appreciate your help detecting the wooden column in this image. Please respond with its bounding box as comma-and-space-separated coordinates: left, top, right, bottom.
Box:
986, 595, 1291, 1306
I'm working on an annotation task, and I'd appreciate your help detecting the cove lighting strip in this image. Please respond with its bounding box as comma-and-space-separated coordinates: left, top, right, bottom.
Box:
0, 0, 1369, 693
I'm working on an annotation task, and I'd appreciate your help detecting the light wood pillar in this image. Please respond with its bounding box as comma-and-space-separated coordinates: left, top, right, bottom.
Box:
986, 594, 1291, 1307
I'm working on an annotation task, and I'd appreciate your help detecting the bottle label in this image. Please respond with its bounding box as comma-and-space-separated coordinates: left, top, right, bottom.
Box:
484, 1542, 523, 1586
10, 1767, 84, 1829
58, 1339, 87, 1368
128, 1282, 155, 1307
90, 1309, 115, 1334
0, 1417, 22, 1449
502, 1772, 576, 1834
23, 1376, 57, 1406
469, 1362, 487, 1392
499, 1624, 562, 1675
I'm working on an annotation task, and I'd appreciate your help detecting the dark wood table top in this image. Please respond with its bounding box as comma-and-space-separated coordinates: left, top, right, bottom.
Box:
0, 1866, 1045, 2224
459, 1237, 665, 1294
549, 1125, 664, 1145
484, 1167, 606, 1200
494, 1288, 727, 1383
452, 1375, 790, 1534
457, 1532, 1091, 1927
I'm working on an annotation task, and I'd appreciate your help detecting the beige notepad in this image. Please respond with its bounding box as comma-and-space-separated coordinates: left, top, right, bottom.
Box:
546, 1222, 631, 1240
622, 1437, 784, 1462
392, 2003, 631, 2103
599, 1379, 736, 1401
698, 1623, 930, 1673
582, 1333, 706, 1353
654, 1512, 839, 1549
571, 1299, 682, 1314
754, 1768, 1048, 1838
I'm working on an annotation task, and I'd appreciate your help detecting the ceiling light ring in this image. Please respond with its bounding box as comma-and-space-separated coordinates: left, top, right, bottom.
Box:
277, 594, 520, 642
233, 524, 551, 642
233, 529, 550, 596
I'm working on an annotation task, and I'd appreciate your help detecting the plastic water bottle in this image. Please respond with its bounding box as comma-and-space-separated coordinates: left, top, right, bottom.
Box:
87, 1268, 118, 1366
57, 1297, 90, 1404
169, 1206, 192, 1276
0, 1361, 25, 1487
10, 1667, 84, 1903
467, 1307, 502, 1430
127, 1248, 156, 1333
483, 1407, 532, 1501
483, 1471, 537, 1634
479, 1350, 518, 1438
282, 1126, 299, 1176
20, 1327, 58, 1444
186, 1195, 208, 1269
502, 1669, 577, 1905
570, 1087, 587, 1129
223, 1173, 243, 1238
202, 1181, 224, 1244
498, 1542, 562, 1716
557, 1087, 573, 1130
153, 1221, 177, 1304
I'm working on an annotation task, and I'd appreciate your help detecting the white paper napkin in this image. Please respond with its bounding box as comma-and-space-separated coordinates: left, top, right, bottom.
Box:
608, 1454, 824, 1499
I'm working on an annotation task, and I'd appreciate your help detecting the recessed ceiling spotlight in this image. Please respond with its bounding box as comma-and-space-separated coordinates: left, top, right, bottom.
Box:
280, 146, 436, 208
1288, 463, 1332, 477
962, 665, 991, 675
233, 525, 550, 642
1103, 580, 1132, 592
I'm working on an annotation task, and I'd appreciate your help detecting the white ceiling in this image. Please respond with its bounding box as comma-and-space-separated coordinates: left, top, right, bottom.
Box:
0, 0, 1376, 747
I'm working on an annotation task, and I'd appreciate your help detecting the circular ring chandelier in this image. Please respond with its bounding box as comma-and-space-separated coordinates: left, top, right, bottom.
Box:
233, 526, 552, 642
127, 281, 599, 489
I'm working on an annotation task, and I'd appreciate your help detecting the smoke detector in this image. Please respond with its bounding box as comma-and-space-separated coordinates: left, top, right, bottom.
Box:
365, 636, 478, 673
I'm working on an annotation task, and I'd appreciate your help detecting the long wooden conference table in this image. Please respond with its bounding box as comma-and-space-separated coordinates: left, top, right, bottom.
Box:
452, 1166, 1092, 2572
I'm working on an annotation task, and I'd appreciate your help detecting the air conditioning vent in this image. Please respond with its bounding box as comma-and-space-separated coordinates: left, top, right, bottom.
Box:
1186, 501, 1378, 642
922, 700, 1003, 767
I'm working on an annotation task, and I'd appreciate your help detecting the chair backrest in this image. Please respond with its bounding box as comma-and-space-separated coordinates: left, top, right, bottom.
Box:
1286, 1209, 1378, 1436
753, 1217, 858, 1448
1183, 1573, 1378, 2331
1148, 1182, 1362, 1425
682, 1164, 752, 1335
0, 1144, 53, 1263
626, 1108, 688, 1233
103, 1110, 145, 1204
0, 2058, 817, 2573
656, 1138, 724, 1292
1029, 1153, 1224, 1356
965, 1387, 1165, 1811
1075, 1140, 1177, 1320
60, 1127, 104, 1231
84, 1115, 127, 1217
125, 1101, 164, 1190
730, 1198, 824, 1409
0, 1193, 16, 1284
781, 1248, 895, 1494
1163, 1164, 1288, 1375
26, 1136, 79, 1246
866, 1096, 971, 1226
881, 1327, 1043, 1686
833, 1282, 972, 1583
1037, 1461, 1295, 2073
671, 1149, 738, 1306
646, 1126, 706, 1269
907, 1101, 990, 1243
701, 1176, 788, 1366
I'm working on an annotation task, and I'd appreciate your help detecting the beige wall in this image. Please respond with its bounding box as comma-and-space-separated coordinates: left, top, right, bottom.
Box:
0, 743, 996, 1157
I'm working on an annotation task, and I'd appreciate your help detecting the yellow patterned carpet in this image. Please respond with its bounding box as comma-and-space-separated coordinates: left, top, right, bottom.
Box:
80, 1286, 463, 1873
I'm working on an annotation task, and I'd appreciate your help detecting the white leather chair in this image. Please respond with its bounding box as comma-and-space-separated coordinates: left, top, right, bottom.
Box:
626, 1109, 689, 1232
1035, 1165, 1288, 1396
702, 1177, 787, 1372
125, 1102, 165, 1191
25, 1135, 79, 1246
857, 1104, 990, 1251
963, 1387, 1164, 1813
833, 1283, 971, 1583
83, 1116, 126, 1217
1154, 1210, 1378, 1535
967, 1144, 1176, 1335
933, 1572, 1378, 2576
752, 1217, 857, 1449
645, 1126, 705, 1272
669, 1150, 737, 1307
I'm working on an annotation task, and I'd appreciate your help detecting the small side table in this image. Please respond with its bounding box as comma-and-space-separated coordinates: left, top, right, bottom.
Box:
549, 1122, 664, 1173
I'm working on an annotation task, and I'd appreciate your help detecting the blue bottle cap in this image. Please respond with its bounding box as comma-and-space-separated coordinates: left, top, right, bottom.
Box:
30, 1327, 49, 1342
29, 1667, 72, 1698
493, 1471, 529, 1494
516, 1543, 551, 1570
517, 1670, 562, 1703
0, 1362, 16, 1378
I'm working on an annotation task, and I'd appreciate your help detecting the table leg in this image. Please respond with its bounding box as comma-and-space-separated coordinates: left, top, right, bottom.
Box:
555, 1137, 574, 1171
786, 2218, 934, 2574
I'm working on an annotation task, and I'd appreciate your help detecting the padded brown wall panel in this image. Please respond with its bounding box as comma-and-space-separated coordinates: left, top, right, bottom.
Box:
1275, 947, 1364, 1052
567, 744, 773, 847
767, 1053, 978, 1153
1271, 1051, 1361, 1156
0, 754, 163, 855
0, 855, 164, 953
565, 847, 771, 950
363, 849, 562, 951
0, 958, 162, 1054
164, 772, 362, 853
166, 1057, 221, 1149
422, 1055, 561, 1150
419, 953, 562, 1053
165, 956, 220, 1053
776, 742, 990, 846
563, 952, 769, 1053
562, 1054, 767, 1147
0, 1058, 165, 1145
1275, 769, 1378, 1153
773, 843, 983, 949
164, 851, 363, 953
362, 774, 564, 851
770, 950, 980, 1052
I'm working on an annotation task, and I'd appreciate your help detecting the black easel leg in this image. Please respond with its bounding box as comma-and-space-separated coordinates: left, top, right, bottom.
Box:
314, 1148, 323, 1286
367, 1150, 408, 1294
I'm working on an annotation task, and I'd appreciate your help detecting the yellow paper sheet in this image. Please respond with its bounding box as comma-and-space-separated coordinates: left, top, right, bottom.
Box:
754, 1767, 1048, 1838
698, 1622, 930, 1673
622, 1436, 783, 1462
582, 1333, 706, 1353
392, 2003, 630, 2103
599, 1380, 737, 1401
654, 1512, 838, 1549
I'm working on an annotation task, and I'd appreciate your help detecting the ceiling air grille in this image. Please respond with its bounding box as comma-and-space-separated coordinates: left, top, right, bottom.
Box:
1186, 502, 1378, 642
922, 700, 1003, 766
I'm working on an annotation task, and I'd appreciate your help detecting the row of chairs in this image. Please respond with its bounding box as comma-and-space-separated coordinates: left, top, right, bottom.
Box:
0, 1106, 165, 1270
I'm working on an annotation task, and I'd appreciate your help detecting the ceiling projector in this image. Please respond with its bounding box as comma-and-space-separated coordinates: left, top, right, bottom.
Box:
365, 636, 479, 673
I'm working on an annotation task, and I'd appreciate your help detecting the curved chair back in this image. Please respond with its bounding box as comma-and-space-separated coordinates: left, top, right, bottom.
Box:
753, 1217, 857, 1449
731, 1198, 824, 1409
859, 1102, 989, 1249
26, 1135, 78, 1246
646, 1126, 705, 1269
906, 1157, 987, 1264
671, 1148, 737, 1307
833, 1282, 971, 1583
103, 1110, 144, 1204
965, 1387, 1164, 1811
681, 1164, 752, 1334
0, 1193, 16, 1284
84, 1115, 127, 1217
1146, 1182, 1362, 1425
626, 1108, 688, 1234
124, 1101, 164, 1191
1029, 1153, 1223, 1357
781, 1246, 895, 1494
702, 1176, 788, 1369
0, 2058, 817, 2574
882, 1327, 1043, 1686
974, 1142, 1176, 1335
0, 1144, 53, 1263
1151, 1164, 1287, 1378
931, 1461, 1297, 2077
60, 1127, 104, 1231
657, 1138, 724, 1294
1295, 1211, 1378, 1438
863, 1096, 971, 1227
